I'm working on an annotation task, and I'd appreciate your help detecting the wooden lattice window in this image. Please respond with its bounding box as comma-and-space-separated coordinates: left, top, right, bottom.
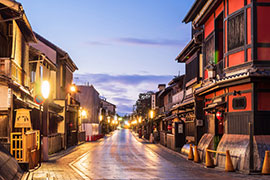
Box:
228, 12, 245, 51
205, 34, 215, 66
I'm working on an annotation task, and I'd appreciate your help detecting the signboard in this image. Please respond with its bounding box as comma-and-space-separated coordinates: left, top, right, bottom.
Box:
178, 124, 183, 134
15, 108, 32, 128
151, 94, 156, 110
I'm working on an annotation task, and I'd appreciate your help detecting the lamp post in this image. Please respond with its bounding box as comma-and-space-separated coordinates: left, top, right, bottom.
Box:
149, 110, 155, 140
41, 80, 50, 161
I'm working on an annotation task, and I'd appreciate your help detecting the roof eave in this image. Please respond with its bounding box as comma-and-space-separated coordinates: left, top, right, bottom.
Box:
0, 0, 37, 42
182, 0, 207, 23
175, 38, 195, 62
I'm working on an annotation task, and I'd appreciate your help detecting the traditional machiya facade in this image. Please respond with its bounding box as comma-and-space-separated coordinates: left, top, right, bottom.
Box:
160, 76, 186, 151
33, 33, 79, 149
29, 34, 64, 155
175, 34, 205, 147
77, 85, 100, 141
181, 0, 270, 172
0, 0, 36, 151
100, 98, 116, 134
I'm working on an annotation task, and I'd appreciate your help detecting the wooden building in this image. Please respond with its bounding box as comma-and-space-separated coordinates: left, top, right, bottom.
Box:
175, 35, 205, 146
180, 0, 270, 172
0, 0, 37, 151
33, 33, 79, 149
77, 85, 101, 140
29, 34, 64, 154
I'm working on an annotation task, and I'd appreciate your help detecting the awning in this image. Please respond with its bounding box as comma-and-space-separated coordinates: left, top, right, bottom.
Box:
178, 109, 194, 115
163, 114, 177, 121
177, 99, 195, 110
203, 101, 226, 111
49, 102, 64, 113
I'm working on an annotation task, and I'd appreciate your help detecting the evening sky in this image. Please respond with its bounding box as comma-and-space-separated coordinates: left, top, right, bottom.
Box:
19, 0, 194, 115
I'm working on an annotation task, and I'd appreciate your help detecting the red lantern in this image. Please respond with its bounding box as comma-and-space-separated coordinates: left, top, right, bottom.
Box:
216, 111, 223, 120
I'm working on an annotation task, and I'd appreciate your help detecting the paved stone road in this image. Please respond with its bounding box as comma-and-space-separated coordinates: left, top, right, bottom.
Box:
26, 129, 269, 180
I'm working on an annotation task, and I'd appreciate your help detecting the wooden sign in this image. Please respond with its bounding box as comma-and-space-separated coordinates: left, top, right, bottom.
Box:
178, 124, 183, 134
15, 108, 32, 128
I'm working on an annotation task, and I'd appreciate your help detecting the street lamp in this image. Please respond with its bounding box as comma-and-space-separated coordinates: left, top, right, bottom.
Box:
70, 84, 76, 93
149, 110, 154, 119
41, 80, 50, 161
81, 109, 87, 118
138, 116, 142, 123
99, 115, 103, 122
41, 81, 50, 99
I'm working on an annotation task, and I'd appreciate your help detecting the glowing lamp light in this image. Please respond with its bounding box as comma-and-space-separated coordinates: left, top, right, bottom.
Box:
70, 85, 76, 92
149, 110, 154, 119
81, 110, 87, 118
138, 117, 142, 123
41, 80, 50, 99
99, 115, 103, 121
216, 111, 223, 120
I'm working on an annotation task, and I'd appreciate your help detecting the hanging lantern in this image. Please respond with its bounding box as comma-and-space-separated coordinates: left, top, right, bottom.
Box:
216, 111, 223, 120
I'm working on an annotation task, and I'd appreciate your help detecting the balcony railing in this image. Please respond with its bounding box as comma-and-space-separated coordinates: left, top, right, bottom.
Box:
172, 91, 184, 105
0, 58, 10, 76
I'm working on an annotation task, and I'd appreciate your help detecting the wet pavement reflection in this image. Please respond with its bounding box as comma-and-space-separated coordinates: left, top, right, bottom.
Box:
71, 129, 257, 180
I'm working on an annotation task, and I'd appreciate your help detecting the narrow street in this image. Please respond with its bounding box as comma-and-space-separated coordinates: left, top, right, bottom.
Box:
27, 129, 266, 180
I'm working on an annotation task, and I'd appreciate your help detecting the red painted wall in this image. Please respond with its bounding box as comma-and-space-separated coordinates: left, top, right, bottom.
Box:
205, 93, 215, 106
257, 6, 270, 43
228, 51, 245, 67
229, 84, 252, 92
258, 92, 270, 111
228, 93, 252, 112
204, 14, 214, 38
247, 7, 251, 45
257, 48, 270, 60
204, 69, 208, 80
216, 89, 225, 97
227, 83, 252, 112
247, 48, 252, 61
215, 2, 224, 17
228, 0, 244, 15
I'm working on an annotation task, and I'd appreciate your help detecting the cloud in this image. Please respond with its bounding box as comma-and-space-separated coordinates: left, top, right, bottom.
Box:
75, 73, 172, 86
84, 41, 110, 46
74, 73, 173, 114
84, 37, 185, 47
114, 37, 184, 47
112, 97, 134, 104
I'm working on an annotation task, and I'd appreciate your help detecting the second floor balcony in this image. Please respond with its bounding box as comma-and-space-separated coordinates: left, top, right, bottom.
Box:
172, 90, 184, 105
0, 58, 26, 85
0, 58, 10, 76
